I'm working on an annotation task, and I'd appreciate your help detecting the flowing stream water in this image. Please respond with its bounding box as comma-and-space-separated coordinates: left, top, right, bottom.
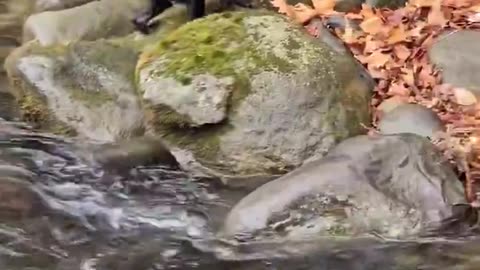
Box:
2, 72, 480, 269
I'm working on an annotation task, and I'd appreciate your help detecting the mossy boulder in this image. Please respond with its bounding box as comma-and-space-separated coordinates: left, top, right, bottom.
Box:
136, 11, 374, 181
5, 40, 145, 141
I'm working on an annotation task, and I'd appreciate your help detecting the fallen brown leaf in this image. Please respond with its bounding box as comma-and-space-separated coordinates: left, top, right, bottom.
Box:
394, 44, 412, 61
365, 50, 392, 68
293, 3, 318, 23
387, 24, 409, 44
311, 0, 337, 15
454, 88, 478, 105
388, 82, 411, 96
427, 0, 448, 26
360, 16, 385, 34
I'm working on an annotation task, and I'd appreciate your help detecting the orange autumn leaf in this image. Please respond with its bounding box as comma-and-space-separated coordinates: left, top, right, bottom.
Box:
418, 66, 437, 87
360, 16, 385, 35
364, 36, 384, 53
387, 24, 409, 44
368, 67, 388, 79
342, 24, 360, 44
388, 82, 411, 96
401, 68, 415, 85
427, 0, 448, 26
454, 88, 478, 105
387, 9, 407, 24
469, 4, 480, 11
444, 0, 472, 8
359, 3, 376, 19
409, 0, 435, 7
311, 0, 337, 15
394, 44, 412, 61
270, 0, 296, 18
408, 21, 427, 37
365, 50, 392, 68
293, 3, 318, 23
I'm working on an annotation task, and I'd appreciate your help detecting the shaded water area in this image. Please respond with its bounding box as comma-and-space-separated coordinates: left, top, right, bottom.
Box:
2, 80, 480, 270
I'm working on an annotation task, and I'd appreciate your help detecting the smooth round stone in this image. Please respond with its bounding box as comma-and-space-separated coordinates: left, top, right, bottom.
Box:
378, 104, 444, 138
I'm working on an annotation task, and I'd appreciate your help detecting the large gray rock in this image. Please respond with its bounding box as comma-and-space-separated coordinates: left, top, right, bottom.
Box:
5, 40, 145, 142
136, 11, 373, 180
221, 134, 467, 240
22, 0, 151, 45
429, 30, 480, 95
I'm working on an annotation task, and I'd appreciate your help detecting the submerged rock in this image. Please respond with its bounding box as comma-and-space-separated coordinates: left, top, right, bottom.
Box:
93, 136, 179, 172
378, 103, 444, 139
221, 134, 467, 239
136, 11, 373, 179
5, 40, 145, 141
0, 165, 41, 219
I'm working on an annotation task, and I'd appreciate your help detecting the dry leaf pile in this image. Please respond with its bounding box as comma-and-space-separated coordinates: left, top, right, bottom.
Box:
270, 0, 480, 202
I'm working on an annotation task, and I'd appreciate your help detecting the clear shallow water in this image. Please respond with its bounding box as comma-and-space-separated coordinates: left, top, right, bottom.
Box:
2, 121, 480, 270
0, 87, 480, 270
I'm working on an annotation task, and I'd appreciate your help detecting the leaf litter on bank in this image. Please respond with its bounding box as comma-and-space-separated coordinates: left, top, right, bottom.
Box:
270, 0, 480, 203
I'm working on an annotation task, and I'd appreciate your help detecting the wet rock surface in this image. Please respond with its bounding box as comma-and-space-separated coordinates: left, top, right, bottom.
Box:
222, 134, 467, 239
5, 40, 145, 141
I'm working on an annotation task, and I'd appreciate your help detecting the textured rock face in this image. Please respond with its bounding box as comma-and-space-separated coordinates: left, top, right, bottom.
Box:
221, 134, 466, 239
5, 40, 145, 142
429, 30, 480, 95
378, 103, 444, 139
22, 0, 151, 46
136, 11, 374, 179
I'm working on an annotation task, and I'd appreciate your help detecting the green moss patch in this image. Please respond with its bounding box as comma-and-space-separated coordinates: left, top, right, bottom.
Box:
137, 11, 295, 163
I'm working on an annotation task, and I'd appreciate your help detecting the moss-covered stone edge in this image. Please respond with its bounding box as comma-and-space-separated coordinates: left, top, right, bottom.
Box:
134, 11, 307, 167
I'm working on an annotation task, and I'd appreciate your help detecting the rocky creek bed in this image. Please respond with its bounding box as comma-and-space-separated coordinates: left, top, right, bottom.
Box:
3, 0, 480, 269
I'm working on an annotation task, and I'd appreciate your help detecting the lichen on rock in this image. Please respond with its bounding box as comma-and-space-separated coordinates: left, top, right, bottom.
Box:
136, 10, 374, 179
